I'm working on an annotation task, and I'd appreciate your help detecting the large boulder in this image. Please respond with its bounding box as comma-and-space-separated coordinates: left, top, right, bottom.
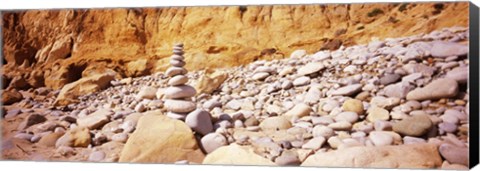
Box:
54, 73, 115, 106
119, 111, 204, 163
195, 69, 228, 95
302, 143, 442, 169
202, 144, 275, 165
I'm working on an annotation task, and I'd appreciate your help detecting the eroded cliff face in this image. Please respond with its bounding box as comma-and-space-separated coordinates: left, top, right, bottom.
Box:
1, 2, 469, 90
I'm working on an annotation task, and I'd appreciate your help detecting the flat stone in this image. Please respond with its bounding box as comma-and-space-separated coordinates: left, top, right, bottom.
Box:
252, 72, 270, 81
166, 67, 187, 77
370, 96, 400, 110
328, 121, 352, 131
293, 76, 311, 86
164, 99, 196, 113
392, 114, 432, 137
170, 59, 186, 67
77, 109, 111, 130
331, 84, 362, 96
380, 74, 401, 85
168, 75, 189, 86
301, 136, 326, 150
164, 85, 196, 99
384, 82, 415, 98
406, 78, 458, 101
135, 86, 157, 100
285, 103, 311, 118
112, 133, 128, 143
297, 62, 324, 76
430, 41, 469, 58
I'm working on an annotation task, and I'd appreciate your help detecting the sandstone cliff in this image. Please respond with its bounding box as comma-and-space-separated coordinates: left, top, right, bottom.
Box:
1, 2, 469, 90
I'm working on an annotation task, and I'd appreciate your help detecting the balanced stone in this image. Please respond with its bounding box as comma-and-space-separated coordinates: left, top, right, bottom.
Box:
164, 85, 197, 99
171, 54, 185, 61
170, 59, 186, 67
168, 75, 189, 86
165, 100, 196, 113
166, 67, 187, 77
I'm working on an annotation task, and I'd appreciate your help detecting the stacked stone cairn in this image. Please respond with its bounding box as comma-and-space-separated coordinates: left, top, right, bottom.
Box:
164, 43, 197, 120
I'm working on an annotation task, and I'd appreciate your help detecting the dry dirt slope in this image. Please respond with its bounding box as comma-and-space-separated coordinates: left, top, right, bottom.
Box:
1, 2, 469, 91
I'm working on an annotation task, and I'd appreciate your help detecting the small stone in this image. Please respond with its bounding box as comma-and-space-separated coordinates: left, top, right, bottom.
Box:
135, 86, 157, 100
14, 133, 34, 141
366, 106, 390, 123
335, 112, 359, 123
302, 137, 326, 150
445, 67, 468, 84
77, 109, 111, 130
112, 133, 128, 143
201, 133, 228, 154
285, 103, 311, 118
403, 136, 426, 144
185, 109, 213, 135
380, 74, 401, 85
330, 84, 362, 96
252, 72, 270, 81
293, 76, 311, 86
369, 131, 393, 146
244, 117, 259, 127
88, 151, 106, 162
259, 116, 292, 131
328, 121, 352, 131
275, 150, 301, 166
342, 99, 364, 115
312, 125, 335, 138
392, 114, 433, 137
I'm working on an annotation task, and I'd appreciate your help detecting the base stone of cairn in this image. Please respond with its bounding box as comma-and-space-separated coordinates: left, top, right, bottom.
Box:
164, 43, 197, 120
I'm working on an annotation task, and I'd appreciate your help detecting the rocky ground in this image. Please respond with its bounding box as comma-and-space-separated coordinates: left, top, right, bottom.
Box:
1, 26, 470, 169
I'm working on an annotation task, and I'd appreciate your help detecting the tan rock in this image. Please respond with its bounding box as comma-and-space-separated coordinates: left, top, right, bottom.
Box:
259, 116, 292, 131
195, 69, 228, 95
38, 132, 65, 147
202, 144, 275, 166
77, 109, 111, 130
47, 35, 73, 63
366, 106, 390, 122
54, 73, 115, 106
126, 59, 150, 77
119, 111, 204, 163
342, 99, 364, 115
285, 103, 311, 118
55, 126, 91, 148
302, 143, 442, 168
